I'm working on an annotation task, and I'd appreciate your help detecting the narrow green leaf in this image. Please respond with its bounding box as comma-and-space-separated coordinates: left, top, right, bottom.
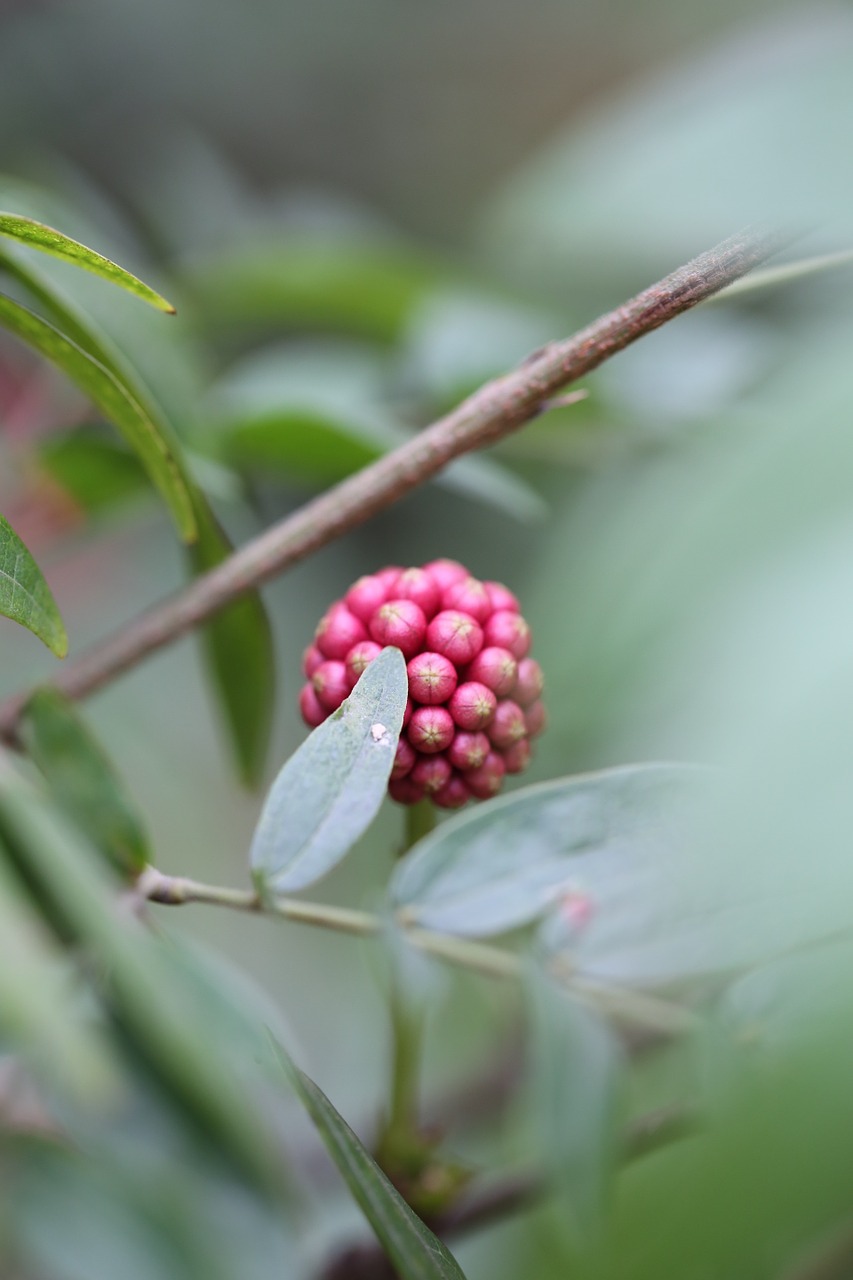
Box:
271, 1039, 467, 1280
0, 512, 67, 656
714, 248, 853, 302
251, 648, 407, 894
19, 687, 149, 876
187, 499, 276, 786
0, 292, 196, 541
0, 212, 175, 312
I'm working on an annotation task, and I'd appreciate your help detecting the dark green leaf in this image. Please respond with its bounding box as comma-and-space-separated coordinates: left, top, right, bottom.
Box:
251, 647, 407, 894
0, 512, 67, 656
38, 426, 149, 514
19, 687, 149, 876
271, 1039, 467, 1280
0, 211, 175, 312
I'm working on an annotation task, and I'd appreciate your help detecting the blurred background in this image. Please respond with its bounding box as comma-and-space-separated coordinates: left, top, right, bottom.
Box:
2, 1, 853, 1276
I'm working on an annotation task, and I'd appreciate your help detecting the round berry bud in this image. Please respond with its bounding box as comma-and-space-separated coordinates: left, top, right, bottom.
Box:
482, 610, 531, 660
442, 576, 492, 624
426, 610, 484, 666
388, 776, 426, 805
488, 699, 527, 750
524, 700, 547, 738
433, 773, 470, 809
407, 706, 455, 754
406, 651, 458, 705
369, 599, 427, 659
345, 640, 383, 689
302, 644, 324, 678
448, 730, 490, 772
514, 657, 544, 706
391, 737, 417, 780
484, 580, 520, 613
312, 660, 350, 711
411, 753, 452, 795
377, 566, 403, 592
395, 567, 441, 619
299, 683, 327, 728
403, 698, 413, 727
423, 558, 469, 591
449, 682, 497, 731
501, 738, 532, 774
465, 646, 518, 697
316, 603, 368, 660
466, 750, 506, 800
345, 575, 389, 624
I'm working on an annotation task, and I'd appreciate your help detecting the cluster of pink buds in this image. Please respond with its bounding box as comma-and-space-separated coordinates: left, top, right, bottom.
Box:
300, 560, 545, 809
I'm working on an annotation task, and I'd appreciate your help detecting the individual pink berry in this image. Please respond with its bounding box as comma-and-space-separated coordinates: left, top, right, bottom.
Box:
426, 610, 484, 666
395, 567, 441, 619
514, 658, 544, 706
402, 698, 413, 727
442, 576, 492, 624
524, 700, 547, 738
391, 737, 417, 780
376, 566, 403, 592
448, 682, 497, 731
388, 776, 426, 805
299, 683, 326, 728
345, 574, 389, 624
465, 646, 517, 697
406, 651, 458, 705
312, 660, 350, 711
316, 603, 368, 660
433, 773, 470, 809
410, 753, 452, 795
448, 730, 490, 772
369, 599, 427, 659
423, 558, 469, 591
484, 580, 520, 613
482, 610, 531, 660
302, 644, 324, 678
345, 640, 383, 689
466, 750, 506, 800
502, 738, 532, 774
488, 699, 527, 750
407, 706, 455, 754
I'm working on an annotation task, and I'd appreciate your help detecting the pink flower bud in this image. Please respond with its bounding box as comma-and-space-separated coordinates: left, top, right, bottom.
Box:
449, 681, 497, 731
442, 576, 492, 624
426, 610, 484, 666
482, 610, 531, 660
514, 658, 544, 706
402, 697, 413, 727
524, 700, 547, 738
411, 753, 452, 795
391, 737, 417, 780
466, 750, 506, 800
299, 683, 327, 728
369, 599, 427, 658
316, 603, 368, 660
376, 566, 403, 592
395, 567, 441, 619
311, 660, 350, 711
483, 580, 519, 613
345, 640, 383, 689
488, 699, 527, 749
465, 646, 517, 696
407, 706, 455, 754
388, 776, 426, 805
501, 738, 531, 774
433, 773, 470, 809
448, 730, 490, 772
344, 574, 389, 624
302, 644, 324, 678
406, 651, 458, 705
423, 558, 469, 591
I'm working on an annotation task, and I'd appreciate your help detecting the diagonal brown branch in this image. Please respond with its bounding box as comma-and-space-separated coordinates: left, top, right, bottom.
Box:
0, 226, 788, 740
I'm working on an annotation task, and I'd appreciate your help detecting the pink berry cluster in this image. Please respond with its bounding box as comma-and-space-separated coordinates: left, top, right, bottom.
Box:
299, 559, 545, 809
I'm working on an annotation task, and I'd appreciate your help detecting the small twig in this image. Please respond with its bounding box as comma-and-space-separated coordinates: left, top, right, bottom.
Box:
0, 227, 789, 740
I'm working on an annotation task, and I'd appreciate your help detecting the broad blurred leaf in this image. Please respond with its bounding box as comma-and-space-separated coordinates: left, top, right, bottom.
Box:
0, 211, 175, 312
19, 687, 149, 877
39, 426, 150, 514
0, 512, 67, 657
251, 647, 407, 895
392, 764, 698, 940
272, 1039, 467, 1280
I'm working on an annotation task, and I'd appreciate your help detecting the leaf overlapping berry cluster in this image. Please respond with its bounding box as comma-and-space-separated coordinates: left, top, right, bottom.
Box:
300, 559, 545, 808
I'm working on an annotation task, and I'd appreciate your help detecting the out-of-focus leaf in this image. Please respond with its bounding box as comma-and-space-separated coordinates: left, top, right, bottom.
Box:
0, 211, 175, 312
713, 248, 853, 301
0, 512, 67, 657
0, 292, 197, 541
251, 648, 407, 895
392, 764, 698, 941
38, 426, 149, 514
187, 499, 276, 786
19, 687, 149, 877
271, 1039, 467, 1280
